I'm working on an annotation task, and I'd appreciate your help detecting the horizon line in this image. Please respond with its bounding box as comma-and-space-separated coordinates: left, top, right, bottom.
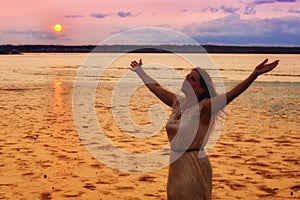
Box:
1, 44, 300, 48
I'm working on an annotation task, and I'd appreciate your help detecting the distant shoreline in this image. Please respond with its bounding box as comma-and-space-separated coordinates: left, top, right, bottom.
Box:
1, 44, 300, 54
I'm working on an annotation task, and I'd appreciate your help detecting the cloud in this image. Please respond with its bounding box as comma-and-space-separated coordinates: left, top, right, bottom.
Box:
253, 0, 275, 5
289, 8, 300, 13
90, 13, 109, 19
202, 5, 239, 14
253, 0, 297, 4
64, 15, 84, 18
220, 5, 239, 14
2, 30, 59, 40
182, 15, 300, 45
202, 7, 218, 13
117, 11, 133, 18
276, 0, 297, 2
244, 0, 298, 15
244, 4, 256, 15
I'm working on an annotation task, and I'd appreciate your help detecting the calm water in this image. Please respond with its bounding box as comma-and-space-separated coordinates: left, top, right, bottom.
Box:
0, 53, 299, 88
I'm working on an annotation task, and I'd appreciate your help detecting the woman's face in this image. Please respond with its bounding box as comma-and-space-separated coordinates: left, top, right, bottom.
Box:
181, 70, 205, 97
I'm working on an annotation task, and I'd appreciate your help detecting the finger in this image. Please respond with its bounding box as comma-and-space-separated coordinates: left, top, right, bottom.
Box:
265, 60, 279, 71
269, 60, 279, 67
131, 61, 138, 66
130, 61, 137, 66
260, 58, 268, 66
139, 59, 142, 65
272, 60, 279, 69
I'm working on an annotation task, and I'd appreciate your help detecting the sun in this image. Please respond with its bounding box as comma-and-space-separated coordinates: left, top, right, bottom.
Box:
54, 24, 63, 32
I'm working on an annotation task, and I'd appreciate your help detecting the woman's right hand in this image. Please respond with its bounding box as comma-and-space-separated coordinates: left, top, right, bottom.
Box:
130, 59, 143, 72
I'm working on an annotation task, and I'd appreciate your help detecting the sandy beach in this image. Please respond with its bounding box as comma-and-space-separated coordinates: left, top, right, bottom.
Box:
0, 78, 299, 200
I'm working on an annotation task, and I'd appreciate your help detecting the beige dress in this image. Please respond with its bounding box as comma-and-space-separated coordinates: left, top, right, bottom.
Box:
166, 98, 212, 200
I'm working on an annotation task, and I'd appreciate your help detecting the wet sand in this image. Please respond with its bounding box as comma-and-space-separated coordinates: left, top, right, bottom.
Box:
0, 81, 299, 199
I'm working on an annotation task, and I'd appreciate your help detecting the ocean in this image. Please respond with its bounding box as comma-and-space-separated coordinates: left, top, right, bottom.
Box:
1, 53, 298, 113
0, 53, 299, 84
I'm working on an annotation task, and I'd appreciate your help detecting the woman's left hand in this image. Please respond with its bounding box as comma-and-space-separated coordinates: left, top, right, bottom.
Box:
253, 58, 279, 77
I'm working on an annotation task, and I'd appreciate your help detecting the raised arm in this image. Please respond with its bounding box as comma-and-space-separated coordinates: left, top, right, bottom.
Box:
130, 59, 177, 107
203, 58, 279, 115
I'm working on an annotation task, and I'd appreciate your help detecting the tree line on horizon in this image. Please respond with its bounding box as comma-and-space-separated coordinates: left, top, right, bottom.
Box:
1, 44, 300, 54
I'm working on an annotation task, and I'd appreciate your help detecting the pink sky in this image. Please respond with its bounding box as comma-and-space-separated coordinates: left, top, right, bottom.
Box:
1, 0, 300, 45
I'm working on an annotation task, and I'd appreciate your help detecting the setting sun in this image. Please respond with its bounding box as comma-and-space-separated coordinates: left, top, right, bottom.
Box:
55, 81, 62, 86
54, 24, 63, 32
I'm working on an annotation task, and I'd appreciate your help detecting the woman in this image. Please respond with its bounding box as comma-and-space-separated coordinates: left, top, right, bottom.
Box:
130, 58, 279, 200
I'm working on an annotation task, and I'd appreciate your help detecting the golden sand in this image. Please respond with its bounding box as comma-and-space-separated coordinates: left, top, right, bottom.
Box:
0, 81, 299, 199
